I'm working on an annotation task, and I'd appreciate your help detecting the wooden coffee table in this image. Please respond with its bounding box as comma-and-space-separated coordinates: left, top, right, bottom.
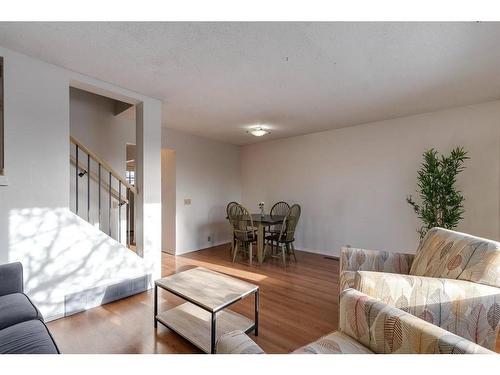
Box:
154, 267, 259, 353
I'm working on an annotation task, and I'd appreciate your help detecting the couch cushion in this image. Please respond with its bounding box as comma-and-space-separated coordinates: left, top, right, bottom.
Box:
293, 331, 373, 354
0, 293, 43, 331
0, 320, 59, 354
216, 330, 264, 354
409, 227, 500, 288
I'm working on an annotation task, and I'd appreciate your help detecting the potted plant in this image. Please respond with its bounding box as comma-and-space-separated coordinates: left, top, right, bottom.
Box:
407, 147, 469, 239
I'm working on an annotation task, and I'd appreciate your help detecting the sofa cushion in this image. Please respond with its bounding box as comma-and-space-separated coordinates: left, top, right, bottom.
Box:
0, 293, 43, 331
293, 332, 373, 354
0, 320, 59, 354
409, 227, 500, 288
216, 330, 264, 354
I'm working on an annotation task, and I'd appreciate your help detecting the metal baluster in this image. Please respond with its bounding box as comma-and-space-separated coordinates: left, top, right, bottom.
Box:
109, 171, 112, 237
118, 180, 121, 244
98, 163, 101, 230
75, 145, 79, 215
127, 188, 130, 247
87, 153, 90, 222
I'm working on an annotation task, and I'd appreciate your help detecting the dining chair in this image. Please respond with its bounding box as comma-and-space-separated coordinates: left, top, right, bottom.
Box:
226, 201, 239, 256
229, 204, 257, 266
226, 201, 239, 216
264, 204, 301, 267
269, 201, 290, 224
266, 201, 290, 251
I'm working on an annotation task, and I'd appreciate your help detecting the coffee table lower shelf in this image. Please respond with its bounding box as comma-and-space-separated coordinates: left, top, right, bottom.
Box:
156, 302, 255, 353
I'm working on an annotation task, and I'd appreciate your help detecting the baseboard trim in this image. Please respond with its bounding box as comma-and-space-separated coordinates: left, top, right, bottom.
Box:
294, 247, 340, 258
63, 274, 152, 317
322, 255, 340, 261
176, 241, 231, 255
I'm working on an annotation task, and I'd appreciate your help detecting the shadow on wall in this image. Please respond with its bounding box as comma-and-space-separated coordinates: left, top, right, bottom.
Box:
8, 207, 151, 319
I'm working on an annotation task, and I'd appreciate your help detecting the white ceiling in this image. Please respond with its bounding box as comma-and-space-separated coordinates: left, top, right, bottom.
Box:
1, 22, 500, 145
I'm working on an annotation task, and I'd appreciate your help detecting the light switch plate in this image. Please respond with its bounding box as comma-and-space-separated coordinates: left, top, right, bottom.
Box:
184, 198, 192, 205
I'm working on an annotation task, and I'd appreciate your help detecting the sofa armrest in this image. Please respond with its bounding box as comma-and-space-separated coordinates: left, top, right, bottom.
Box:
339, 288, 494, 354
339, 246, 414, 290
0, 262, 23, 296
216, 330, 265, 354
354, 271, 500, 351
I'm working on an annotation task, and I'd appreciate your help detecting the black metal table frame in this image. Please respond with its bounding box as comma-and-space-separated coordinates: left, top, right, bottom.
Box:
154, 281, 260, 354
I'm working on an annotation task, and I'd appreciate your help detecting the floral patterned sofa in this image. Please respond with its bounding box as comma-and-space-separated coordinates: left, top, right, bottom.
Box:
340, 227, 500, 351
216, 288, 493, 354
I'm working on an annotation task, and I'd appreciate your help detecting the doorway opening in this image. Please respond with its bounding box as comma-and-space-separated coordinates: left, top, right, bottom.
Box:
69, 86, 137, 251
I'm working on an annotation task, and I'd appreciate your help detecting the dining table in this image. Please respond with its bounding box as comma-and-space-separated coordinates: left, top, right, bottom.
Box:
249, 214, 285, 264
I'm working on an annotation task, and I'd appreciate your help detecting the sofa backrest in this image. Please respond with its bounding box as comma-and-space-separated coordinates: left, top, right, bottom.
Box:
409, 227, 500, 288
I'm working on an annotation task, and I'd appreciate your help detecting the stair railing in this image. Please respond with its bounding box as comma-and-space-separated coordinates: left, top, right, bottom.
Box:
70, 136, 136, 251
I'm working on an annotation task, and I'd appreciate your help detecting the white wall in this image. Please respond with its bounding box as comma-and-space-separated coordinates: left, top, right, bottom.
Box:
70, 87, 135, 176
161, 149, 176, 254
0, 58, 3, 172
162, 128, 241, 254
241, 101, 500, 257
135, 101, 162, 264
0, 45, 161, 320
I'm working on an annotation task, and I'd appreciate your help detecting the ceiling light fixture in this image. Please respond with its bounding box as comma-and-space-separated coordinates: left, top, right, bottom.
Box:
247, 126, 270, 137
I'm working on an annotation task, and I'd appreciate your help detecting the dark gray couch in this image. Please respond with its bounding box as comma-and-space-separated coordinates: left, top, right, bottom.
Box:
0, 262, 59, 354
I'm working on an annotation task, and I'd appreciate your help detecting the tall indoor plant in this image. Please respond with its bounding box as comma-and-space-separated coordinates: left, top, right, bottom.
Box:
407, 147, 469, 239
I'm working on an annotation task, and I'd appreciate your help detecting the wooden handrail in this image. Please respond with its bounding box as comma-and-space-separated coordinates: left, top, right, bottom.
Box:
70, 135, 137, 194
70, 155, 129, 204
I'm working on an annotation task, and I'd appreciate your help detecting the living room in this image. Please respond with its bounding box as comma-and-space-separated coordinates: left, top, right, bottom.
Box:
1, 1, 500, 374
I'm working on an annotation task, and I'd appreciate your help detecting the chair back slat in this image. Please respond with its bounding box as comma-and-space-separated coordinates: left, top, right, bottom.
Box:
226, 201, 239, 218
270, 201, 290, 218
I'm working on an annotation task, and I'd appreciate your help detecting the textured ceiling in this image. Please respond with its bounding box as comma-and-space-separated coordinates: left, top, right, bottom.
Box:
1, 22, 500, 145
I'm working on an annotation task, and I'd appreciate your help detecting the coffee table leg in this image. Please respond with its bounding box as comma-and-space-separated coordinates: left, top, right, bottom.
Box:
211, 312, 217, 354
154, 284, 158, 328
255, 290, 259, 336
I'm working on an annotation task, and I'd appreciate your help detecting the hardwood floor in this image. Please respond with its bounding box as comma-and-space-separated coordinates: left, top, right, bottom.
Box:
47, 244, 339, 354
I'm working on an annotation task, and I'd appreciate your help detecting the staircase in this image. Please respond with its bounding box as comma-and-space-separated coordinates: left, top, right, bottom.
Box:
70, 136, 136, 251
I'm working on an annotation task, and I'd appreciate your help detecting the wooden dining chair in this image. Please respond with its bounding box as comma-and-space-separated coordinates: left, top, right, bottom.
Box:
226, 201, 239, 256
269, 201, 290, 222
229, 204, 257, 266
226, 201, 239, 216
266, 201, 290, 254
264, 204, 301, 267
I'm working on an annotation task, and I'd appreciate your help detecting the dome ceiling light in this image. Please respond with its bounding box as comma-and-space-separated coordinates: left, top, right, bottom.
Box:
247, 126, 270, 137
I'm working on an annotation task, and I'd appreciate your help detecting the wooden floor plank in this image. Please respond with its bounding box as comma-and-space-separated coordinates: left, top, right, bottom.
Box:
47, 244, 338, 353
